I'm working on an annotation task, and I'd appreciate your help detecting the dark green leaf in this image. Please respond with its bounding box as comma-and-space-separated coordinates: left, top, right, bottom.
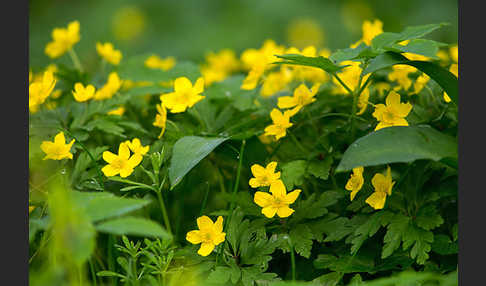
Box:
336, 125, 458, 172
275, 54, 345, 73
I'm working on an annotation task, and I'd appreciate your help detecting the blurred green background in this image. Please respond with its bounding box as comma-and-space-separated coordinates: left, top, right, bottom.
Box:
29, 0, 458, 70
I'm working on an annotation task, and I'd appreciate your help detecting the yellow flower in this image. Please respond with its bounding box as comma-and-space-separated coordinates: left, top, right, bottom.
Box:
356, 88, 370, 115
29, 206, 36, 214
94, 72, 123, 100
412, 73, 430, 94
186, 216, 226, 256
205, 49, 240, 74
153, 103, 167, 138
240, 40, 285, 90
286, 18, 324, 49
45, 20, 81, 59
443, 92, 452, 103
144, 55, 176, 71
449, 45, 458, 63
365, 166, 395, 210
254, 180, 301, 218
361, 19, 383, 46
96, 42, 122, 65
201, 67, 227, 86
101, 143, 143, 178
72, 82, 95, 102
160, 77, 205, 113
345, 167, 364, 201
40, 131, 75, 160
263, 108, 298, 141
278, 83, 320, 110
260, 67, 293, 97
388, 65, 417, 91
372, 91, 412, 131
29, 70, 57, 113
107, 106, 125, 116
124, 138, 149, 155
249, 161, 281, 188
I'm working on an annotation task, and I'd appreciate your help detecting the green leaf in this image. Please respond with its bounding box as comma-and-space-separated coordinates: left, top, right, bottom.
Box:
382, 214, 410, 259
329, 43, 377, 63
281, 160, 307, 190
290, 224, 314, 258
275, 54, 346, 73
314, 253, 374, 273
96, 271, 125, 279
85, 119, 126, 138
306, 155, 333, 180
431, 234, 458, 255
402, 224, 434, 264
371, 23, 448, 50
387, 39, 445, 59
95, 216, 171, 239
336, 125, 458, 172
168, 136, 228, 188
206, 266, 232, 285
363, 52, 458, 104
71, 191, 151, 222
312, 272, 343, 286
415, 205, 444, 230
350, 211, 394, 254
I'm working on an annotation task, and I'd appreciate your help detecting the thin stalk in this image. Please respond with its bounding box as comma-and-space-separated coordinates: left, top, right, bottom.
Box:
199, 183, 211, 216
289, 238, 296, 281
89, 259, 97, 286
156, 190, 172, 235
68, 48, 84, 72
228, 140, 246, 217
61, 128, 105, 191
331, 73, 353, 95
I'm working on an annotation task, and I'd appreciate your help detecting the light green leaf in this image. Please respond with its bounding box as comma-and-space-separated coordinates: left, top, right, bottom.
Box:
290, 224, 314, 258
275, 54, 346, 74
168, 136, 229, 188
281, 160, 307, 190
415, 205, 444, 230
206, 266, 232, 285
96, 216, 171, 239
336, 125, 458, 172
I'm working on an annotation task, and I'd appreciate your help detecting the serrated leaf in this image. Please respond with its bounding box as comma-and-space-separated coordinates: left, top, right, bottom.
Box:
206, 266, 231, 285
290, 224, 314, 258
306, 155, 333, 180
281, 160, 307, 190
336, 125, 458, 172
415, 205, 444, 230
402, 224, 434, 264
382, 214, 410, 259
330, 43, 377, 63
96, 216, 171, 239
431, 234, 458, 255
168, 136, 228, 188
290, 193, 328, 222
350, 211, 394, 254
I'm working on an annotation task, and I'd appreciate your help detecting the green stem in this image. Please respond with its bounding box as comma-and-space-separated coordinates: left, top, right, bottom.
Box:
199, 183, 210, 216
61, 128, 105, 191
332, 73, 353, 95
68, 48, 84, 72
89, 259, 97, 286
289, 237, 296, 281
228, 140, 246, 217
156, 190, 172, 235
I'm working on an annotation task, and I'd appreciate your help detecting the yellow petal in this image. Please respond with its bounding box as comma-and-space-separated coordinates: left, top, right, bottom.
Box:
212, 232, 226, 245
197, 242, 215, 256
385, 91, 401, 107
174, 77, 192, 92
254, 192, 273, 207
276, 206, 295, 218
127, 154, 143, 168
54, 132, 66, 144
266, 161, 278, 173
193, 77, 205, 94
251, 164, 266, 177
365, 191, 387, 210
197, 216, 214, 230
102, 165, 119, 177
269, 180, 286, 197
213, 216, 223, 233
284, 189, 301, 204
249, 178, 261, 188
261, 206, 278, 218
119, 167, 134, 178
186, 230, 202, 244
102, 151, 118, 164
277, 96, 297, 109
118, 143, 131, 159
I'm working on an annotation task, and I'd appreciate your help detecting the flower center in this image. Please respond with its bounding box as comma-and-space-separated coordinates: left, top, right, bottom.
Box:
383, 110, 396, 122
111, 158, 127, 170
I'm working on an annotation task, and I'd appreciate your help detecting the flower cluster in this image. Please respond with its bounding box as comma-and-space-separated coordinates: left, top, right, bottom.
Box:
345, 166, 395, 210
29, 70, 57, 113
201, 49, 240, 86
45, 20, 80, 59
249, 161, 301, 218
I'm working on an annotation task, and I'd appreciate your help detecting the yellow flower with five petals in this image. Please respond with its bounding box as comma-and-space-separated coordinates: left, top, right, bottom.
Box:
160, 77, 205, 113
372, 91, 412, 131
40, 131, 75, 160
263, 108, 298, 141
186, 216, 226, 256
253, 180, 301, 218
101, 143, 143, 178
249, 161, 281, 188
